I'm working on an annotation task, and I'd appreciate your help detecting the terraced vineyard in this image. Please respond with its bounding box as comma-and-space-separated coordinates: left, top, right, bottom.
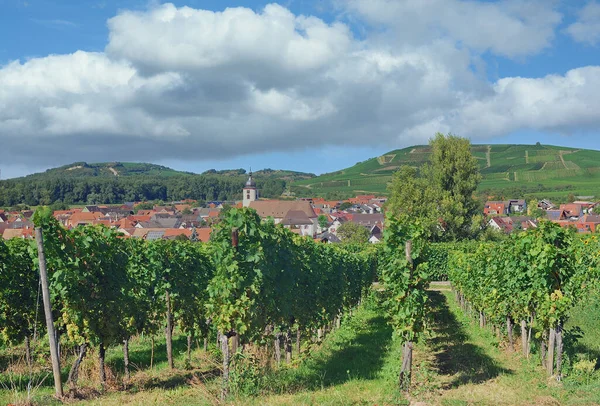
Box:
293, 144, 600, 199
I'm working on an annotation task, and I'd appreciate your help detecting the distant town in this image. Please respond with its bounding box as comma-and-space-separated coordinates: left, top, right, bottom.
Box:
2, 170, 599, 243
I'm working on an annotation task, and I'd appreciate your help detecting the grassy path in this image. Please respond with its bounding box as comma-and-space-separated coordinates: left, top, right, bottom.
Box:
412, 290, 600, 406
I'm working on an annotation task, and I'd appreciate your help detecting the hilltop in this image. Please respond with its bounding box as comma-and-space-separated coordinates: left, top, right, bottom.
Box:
20, 162, 193, 179
14, 162, 315, 182
293, 144, 600, 200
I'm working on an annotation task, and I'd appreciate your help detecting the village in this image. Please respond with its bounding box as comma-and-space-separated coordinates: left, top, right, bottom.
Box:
2, 171, 600, 242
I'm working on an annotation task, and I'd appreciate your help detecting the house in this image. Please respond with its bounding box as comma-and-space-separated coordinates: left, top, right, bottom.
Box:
350, 214, 385, 229
369, 224, 383, 243
67, 212, 104, 227
508, 200, 527, 213
484, 201, 508, 216
281, 210, 315, 237
150, 214, 182, 228
2, 228, 34, 240
0, 213, 7, 223
559, 204, 583, 219
538, 199, 556, 210
163, 229, 193, 240
328, 217, 347, 235
249, 200, 319, 236
316, 232, 341, 244
546, 210, 569, 221
575, 215, 600, 233
488, 216, 537, 233
349, 195, 376, 205
369, 234, 382, 244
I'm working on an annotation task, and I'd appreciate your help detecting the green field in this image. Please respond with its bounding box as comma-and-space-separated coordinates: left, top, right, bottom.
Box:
293, 144, 600, 200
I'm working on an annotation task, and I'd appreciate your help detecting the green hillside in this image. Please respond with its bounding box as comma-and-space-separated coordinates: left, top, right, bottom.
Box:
293, 144, 600, 200
19, 162, 315, 182
23, 161, 192, 179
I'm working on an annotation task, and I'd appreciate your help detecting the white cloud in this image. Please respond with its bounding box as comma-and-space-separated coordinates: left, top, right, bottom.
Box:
566, 1, 600, 45
106, 3, 353, 79
341, 0, 561, 58
453, 66, 600, 137
0, 1, 598, 172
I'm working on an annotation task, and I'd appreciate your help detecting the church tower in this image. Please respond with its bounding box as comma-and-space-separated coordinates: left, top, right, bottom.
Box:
243, 171, 258, 207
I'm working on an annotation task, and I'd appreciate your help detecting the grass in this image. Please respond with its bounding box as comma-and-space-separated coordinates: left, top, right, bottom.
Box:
2, 287, 600, 405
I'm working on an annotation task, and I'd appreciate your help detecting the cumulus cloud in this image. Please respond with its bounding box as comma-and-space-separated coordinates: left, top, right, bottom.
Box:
341, 0, 562, 58
0, 1, 598, 171
566, 1, 600, 45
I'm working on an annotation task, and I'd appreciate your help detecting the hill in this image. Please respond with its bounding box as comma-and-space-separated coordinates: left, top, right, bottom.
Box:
293, 144, 600, 200
0, 162, 315, 207
20, 161, 193, 179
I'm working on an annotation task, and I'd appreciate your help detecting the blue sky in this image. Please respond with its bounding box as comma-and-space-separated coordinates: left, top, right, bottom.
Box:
1, 0, 599, 178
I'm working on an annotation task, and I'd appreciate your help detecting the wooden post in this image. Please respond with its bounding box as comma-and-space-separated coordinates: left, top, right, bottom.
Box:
555, 322, 563, 381
285, 329, 292, 364
547, 328, 555, 376
165, 290, 174, 369
399, 240, 414, 390
220, 333, 230, 400
150, 336, 155, 370
220, 227, 239, 401
506, 317, 514, 351
296, 327, 301, 357
187, 335, 192, 365
123, 339, 130, 381
274, 332, 282, 366
99, 342, 107, 390
35, 227, 63, 399
520, 320, 528, 357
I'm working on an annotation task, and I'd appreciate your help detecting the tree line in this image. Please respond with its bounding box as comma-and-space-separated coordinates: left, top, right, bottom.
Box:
0, 175, 287, 207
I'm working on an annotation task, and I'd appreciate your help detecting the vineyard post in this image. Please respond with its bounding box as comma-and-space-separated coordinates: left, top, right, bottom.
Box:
221, 227, 239, 401
165, 290, 174, 369
555, 322, 563, 380
123, 339, 131, 381
399, 240, 414, 391
296, 328, 301, 357
547, 327, 555, 376
520, 320, 528, 357
35, 227, 64, 399
506, 317, 514, 351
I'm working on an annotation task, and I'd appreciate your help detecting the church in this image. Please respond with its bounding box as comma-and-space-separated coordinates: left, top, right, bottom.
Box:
242, 171, 318, 237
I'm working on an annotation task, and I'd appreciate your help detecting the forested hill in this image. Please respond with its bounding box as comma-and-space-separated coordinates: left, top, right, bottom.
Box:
0, 162, 315, 207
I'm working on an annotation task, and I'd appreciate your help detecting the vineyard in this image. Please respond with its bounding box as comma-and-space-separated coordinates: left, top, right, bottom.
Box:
1, 211, 600, 404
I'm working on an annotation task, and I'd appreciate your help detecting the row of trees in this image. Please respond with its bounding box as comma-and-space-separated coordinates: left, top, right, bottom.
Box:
1, 207, 377, 398
447, 222, 599, 379
0, 175, 286, 206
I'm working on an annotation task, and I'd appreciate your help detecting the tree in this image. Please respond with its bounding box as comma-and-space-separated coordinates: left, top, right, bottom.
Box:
387, 133, 481, 240
317, 214, 329, 230
337, 222, 370, 244
339, 202, 353, 211
528, 200, 546, 219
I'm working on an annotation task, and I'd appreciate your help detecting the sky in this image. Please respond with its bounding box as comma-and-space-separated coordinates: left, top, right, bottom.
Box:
1, 0, 599, 179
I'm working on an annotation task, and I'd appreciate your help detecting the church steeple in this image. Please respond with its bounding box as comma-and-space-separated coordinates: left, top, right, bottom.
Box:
243, 169, 258, 207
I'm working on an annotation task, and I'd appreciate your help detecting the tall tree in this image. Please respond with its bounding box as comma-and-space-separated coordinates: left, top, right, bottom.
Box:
387, 133, 481, 240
